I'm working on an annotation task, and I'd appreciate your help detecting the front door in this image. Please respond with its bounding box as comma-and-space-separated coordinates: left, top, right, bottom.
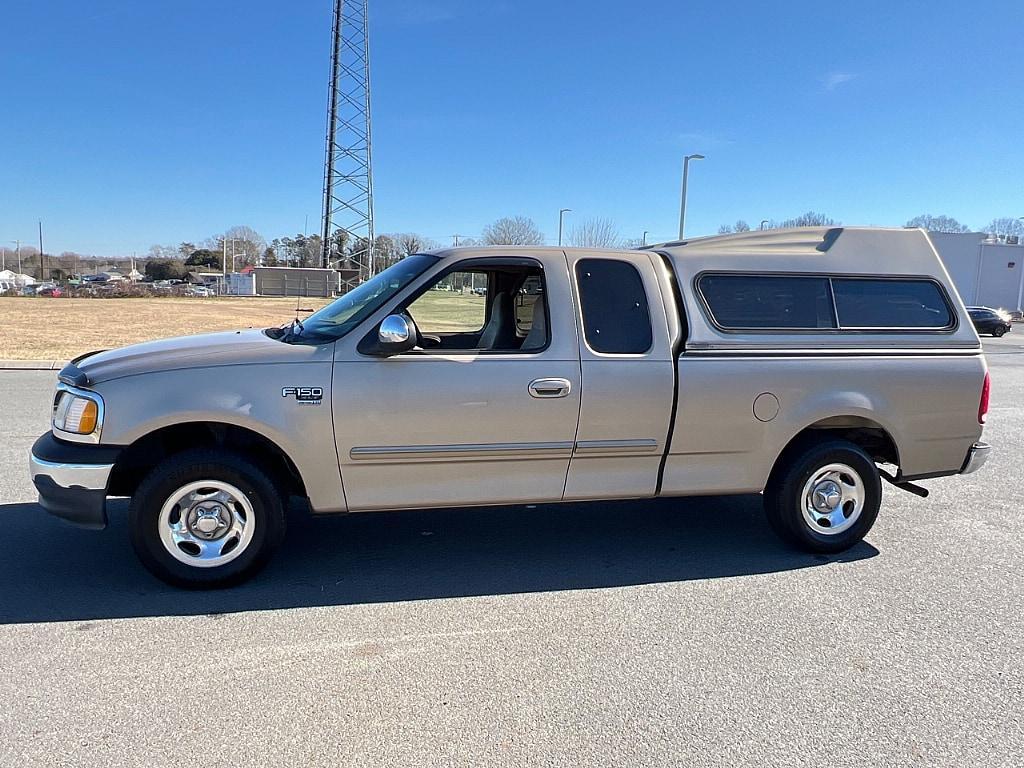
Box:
331, 252, 582, 511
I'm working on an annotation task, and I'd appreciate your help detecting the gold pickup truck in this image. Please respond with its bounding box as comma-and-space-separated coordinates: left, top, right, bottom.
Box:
30, 227, 991, 587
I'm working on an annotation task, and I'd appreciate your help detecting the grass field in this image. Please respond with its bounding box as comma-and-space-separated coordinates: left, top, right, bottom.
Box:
0, 291, 491, 360
0, 296, 332, 360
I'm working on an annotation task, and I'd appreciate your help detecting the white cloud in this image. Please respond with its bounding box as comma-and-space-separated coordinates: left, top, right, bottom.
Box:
822, 72, 858, 91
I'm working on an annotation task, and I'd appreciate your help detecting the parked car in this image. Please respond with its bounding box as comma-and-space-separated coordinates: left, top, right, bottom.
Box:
30, 227, 991, 587
186, 284, 213, 297
967, 306, 1011, 337
34, 283, 63, 297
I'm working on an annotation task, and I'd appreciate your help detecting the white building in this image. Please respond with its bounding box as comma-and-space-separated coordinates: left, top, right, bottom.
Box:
929, 232, 1024, 314
0, 270, 37, 291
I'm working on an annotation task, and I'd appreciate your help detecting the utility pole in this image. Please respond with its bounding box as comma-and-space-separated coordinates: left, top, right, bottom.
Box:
452, 234, 464, 247
321, 0, 375, 290
38, 221, 45, 281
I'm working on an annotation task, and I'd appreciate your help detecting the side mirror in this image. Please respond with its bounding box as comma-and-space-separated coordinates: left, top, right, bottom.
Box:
375, 314, 416, 356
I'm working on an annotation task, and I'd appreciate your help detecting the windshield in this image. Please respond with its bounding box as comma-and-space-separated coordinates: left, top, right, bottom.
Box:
291, 254, 438, 341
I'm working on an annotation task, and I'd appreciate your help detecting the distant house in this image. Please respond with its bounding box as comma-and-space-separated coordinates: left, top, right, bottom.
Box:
1, 270, 37, 289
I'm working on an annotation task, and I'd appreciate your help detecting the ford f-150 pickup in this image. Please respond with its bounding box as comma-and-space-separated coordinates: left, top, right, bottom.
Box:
30, 227, 991, 587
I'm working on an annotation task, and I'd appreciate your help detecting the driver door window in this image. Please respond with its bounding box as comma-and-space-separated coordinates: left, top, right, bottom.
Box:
405, 266, 548, 352
406, 271, 487, 349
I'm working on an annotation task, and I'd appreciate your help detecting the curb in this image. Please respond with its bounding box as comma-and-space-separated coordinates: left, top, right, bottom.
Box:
0, 360, 68, 371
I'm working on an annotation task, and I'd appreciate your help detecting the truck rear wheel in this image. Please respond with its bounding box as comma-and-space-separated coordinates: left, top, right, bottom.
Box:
764, 439, 881, 553
129, 449, 286, 588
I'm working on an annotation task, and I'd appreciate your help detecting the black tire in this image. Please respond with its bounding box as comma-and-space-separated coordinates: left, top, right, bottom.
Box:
129, 449, 286, 588
764, 439, 881, 554
992, 326, 1006, 337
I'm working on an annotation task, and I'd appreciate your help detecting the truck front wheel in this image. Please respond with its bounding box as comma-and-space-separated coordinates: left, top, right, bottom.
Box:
764, 439, 881, 553
129, 449, 286, 588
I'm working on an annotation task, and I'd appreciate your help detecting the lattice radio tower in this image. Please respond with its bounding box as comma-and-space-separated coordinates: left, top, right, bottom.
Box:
321, 0, 374, 287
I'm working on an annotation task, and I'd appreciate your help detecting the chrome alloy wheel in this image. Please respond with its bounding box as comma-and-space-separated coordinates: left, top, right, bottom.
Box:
157, 480, 256, 568
800, 463, 865, 536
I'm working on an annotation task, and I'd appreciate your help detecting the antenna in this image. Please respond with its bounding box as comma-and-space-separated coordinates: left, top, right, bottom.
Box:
321, 0, 375, 293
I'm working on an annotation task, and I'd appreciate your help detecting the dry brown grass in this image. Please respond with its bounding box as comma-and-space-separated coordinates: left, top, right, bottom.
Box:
0, 296, 332, 360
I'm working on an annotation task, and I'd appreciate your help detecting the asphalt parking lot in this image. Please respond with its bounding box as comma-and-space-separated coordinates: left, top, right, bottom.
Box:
1, 336, 1022, 767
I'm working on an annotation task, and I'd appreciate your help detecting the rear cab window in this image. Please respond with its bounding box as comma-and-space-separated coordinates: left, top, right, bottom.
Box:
575, 259, 653, 354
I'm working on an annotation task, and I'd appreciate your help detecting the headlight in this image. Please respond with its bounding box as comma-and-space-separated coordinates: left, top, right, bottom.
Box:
53, 389, 102, 436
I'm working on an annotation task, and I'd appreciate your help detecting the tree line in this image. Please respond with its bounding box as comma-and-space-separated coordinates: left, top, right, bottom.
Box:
6, 211, 1022, 284
718, 212, 1024, 239
137, 215, 626, 280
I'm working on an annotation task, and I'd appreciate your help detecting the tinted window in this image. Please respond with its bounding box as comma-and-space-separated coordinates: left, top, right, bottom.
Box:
576, 259, 653, 354
698, 275, 836, 329
832, 279, 952, 329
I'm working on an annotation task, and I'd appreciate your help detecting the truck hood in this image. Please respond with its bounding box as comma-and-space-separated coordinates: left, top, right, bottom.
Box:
72, 329, 330, 384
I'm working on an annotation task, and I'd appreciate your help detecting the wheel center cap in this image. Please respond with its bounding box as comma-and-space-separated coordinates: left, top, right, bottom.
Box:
812, 481, 842, 512
191, 505, 227, 538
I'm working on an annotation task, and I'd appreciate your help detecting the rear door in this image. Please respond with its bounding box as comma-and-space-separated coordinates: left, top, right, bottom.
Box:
563, 252, 680, 499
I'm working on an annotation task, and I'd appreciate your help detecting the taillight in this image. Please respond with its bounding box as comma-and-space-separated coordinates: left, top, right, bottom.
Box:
979, 372, 990, 425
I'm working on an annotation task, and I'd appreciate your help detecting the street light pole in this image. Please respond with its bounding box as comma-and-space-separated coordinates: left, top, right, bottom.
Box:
678, 154, 705, 240
558, 208, 572, 247
760, 220, 770, 231
1016, 218, 1024, 314
642, 231, 649, 247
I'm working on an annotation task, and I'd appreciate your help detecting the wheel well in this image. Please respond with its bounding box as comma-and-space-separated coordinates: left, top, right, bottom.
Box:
772, 416, 900, 481
108, 422, 307, 500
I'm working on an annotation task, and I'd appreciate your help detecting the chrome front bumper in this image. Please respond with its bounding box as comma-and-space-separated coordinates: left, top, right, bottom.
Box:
29, 454, 114, 490
29, 433, 118, 529
961, 442, 991, 475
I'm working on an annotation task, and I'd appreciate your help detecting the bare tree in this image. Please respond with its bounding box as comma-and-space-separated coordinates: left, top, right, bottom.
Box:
985, 217, 1024, 240
568, 217, 620, 248
215, 225, 266, 267
757, 212, 837, 230
718, 220, 752, 234
392, 233, 438, 257
779, 212, 836, 228
148, 244, 179, 260
373, 235, 401, 269
906, 214, 970, 233
482, 216, 544, 246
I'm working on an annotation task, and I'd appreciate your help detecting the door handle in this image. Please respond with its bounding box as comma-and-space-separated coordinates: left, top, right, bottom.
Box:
529, 378, 572, 398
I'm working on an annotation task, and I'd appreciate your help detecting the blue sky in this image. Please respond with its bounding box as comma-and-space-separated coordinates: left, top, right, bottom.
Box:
1, 0, 1022, 255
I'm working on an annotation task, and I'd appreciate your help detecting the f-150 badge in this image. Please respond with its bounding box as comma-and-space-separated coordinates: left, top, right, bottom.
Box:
281, 387, 324, 405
